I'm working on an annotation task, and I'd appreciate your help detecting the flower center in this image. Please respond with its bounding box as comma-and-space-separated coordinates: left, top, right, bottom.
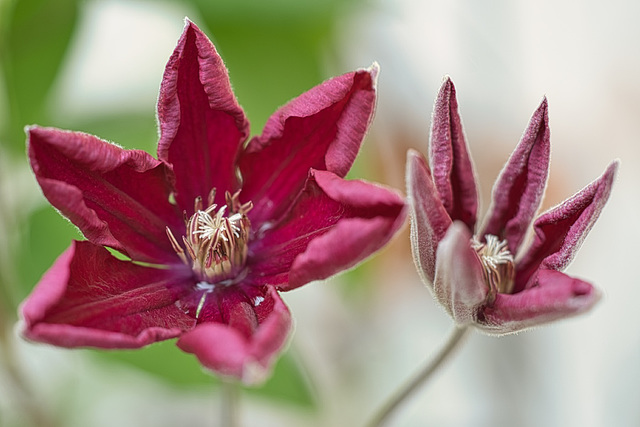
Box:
472, 234, 515, 299
166, 189, 252, 283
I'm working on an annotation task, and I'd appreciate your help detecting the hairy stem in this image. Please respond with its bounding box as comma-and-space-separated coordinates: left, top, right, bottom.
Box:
220, 379, 240, 427
366, 325, 470, 427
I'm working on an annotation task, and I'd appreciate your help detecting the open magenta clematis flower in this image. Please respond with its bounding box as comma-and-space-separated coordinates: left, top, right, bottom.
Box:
20, 20, 406, 382
407, 77, 617, 334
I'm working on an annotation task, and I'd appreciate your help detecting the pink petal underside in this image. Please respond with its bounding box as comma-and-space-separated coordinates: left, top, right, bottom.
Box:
406, 149, 452, 284
248, 169, 406, 291
157, 20, 249, 211
176, 286, 291, 384
433, 221, 488, 325
478, 269, 600, 335
429, 77, 478, 230
20, 241, 195, 349
514, 161, 618, 291
28, 126, 182, 264
238, 66, 377, 227
480, 98, 550, 253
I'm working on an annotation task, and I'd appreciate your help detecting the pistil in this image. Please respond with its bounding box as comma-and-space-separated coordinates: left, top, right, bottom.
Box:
166, 189, 252, 283
472, 234, 515, 301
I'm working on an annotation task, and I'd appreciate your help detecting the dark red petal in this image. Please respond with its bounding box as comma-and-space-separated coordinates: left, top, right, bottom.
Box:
248, 169, 406, 291
28, 126, 182, 264
176, 286, 291, 384
478, 269, 600, 335
157, 20, 249, 211
515, 161, 618, 291
429, 77, 478, 230
480, 98, 550, 253
406, 149, 452, 283
20, 241, 195, 348
433, 222, 488, 325
239, 66, 377, 226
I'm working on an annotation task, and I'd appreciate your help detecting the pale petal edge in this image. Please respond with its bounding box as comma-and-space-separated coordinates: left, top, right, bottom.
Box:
477, 269, 601, 335
20, 242, 192, 348
429, 77, 478, 229
433, 221, 488, 325
406, 149, 452, 284
284, 169, 407, 291
479, 98, 550, 253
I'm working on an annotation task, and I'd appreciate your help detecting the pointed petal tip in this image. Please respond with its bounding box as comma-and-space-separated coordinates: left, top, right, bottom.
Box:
534, 96, 549, 121
441, 75, 454, 89
367, 61, 380, 83
24, 124, 40, 135
405, 149, 429, 184
406, 147, 425, 163
437, 75, 456, 99
540, 95, 548, 108
592, 158, 619, 200
183, 17, 198, 31
604, 158, 620, 180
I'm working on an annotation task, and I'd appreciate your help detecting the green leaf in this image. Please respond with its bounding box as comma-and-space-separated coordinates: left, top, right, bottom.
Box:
1, 0, 79, 153
247, 347, 317, 408
59, 112, 159, 152
189, 0, 351, 133
91, 342, 317, 408
17, 204, 80, 300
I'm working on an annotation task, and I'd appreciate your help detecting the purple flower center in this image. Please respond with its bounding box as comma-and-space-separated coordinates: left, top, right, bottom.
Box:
472, 235, 515, 301
166, 189, 253, 283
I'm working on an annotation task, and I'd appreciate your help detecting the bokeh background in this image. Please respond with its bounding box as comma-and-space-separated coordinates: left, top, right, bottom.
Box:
0, 0, 638, 426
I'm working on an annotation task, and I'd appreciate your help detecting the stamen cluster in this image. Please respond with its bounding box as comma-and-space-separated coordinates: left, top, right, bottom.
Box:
472, 235, 515, 301
167, 189, 252, 283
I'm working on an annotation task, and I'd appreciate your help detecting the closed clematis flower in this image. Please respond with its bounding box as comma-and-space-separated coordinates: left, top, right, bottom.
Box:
407, 77, 617, 334
20, 20, 406, 382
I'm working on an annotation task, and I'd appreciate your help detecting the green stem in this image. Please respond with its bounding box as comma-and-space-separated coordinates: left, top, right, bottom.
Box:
366, 325, 470, 427
220, 379, 240, 427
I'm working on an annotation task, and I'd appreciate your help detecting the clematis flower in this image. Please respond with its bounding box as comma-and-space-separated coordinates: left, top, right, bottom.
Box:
20, 20, 406, 382
407, 77, 617, 334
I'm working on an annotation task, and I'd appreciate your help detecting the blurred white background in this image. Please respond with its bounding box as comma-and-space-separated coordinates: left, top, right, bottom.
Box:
1, 0, 638, 426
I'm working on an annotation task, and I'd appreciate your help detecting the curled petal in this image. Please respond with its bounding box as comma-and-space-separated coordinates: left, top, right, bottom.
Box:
429, 77, 478, 230
21, 241, 195, 348
248, 169, 406, 291
480, 98, 550, 253
478, 269, 600, 335
433, 222, 488, 325
406, 149, 452, 283
157, 20, 249, 210
239, 65, 378, 226
516, 161, 618, 290
28, 126, 182, 264
176, 286, 291, 384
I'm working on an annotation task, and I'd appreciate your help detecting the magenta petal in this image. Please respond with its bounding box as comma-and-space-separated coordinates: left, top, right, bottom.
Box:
21, 241, 195, 348
433, 222, 488, 325
28, 126, 182, 264
239, 66, 378, 226
176, 286, 291, 384
480, 98, 550, 252
157, 20, 249, 210
479, 269, 600, 334
249, 169, 406, 291
406, 149, 452, 283
515, 161, 618, 290
429, 77, 478, 230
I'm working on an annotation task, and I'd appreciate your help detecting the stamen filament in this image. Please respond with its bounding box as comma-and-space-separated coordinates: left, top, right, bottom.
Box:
166, 189, 252, 283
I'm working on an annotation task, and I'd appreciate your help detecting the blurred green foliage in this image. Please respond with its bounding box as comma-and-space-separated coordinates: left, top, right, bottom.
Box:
0, 0, 79, 152
0, 0, 366, 414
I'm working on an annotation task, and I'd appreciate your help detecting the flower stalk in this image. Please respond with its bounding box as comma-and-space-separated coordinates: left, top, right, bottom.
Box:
365, 325, 470, 427
220, 380, 240, 427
